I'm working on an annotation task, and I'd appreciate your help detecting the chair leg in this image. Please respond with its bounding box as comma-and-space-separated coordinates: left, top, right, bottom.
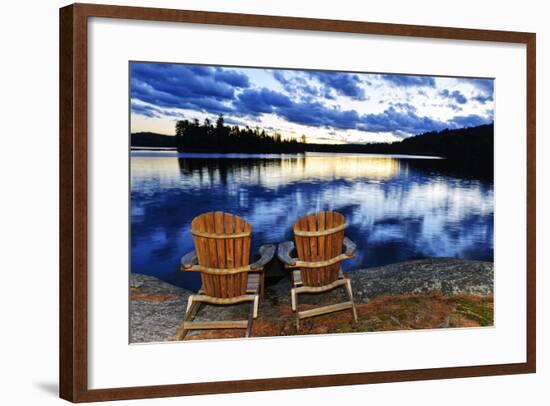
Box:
185, 294, 195, 313
188, 300, 201, 320
291, 288, 297, 312
294, 290, 300, 332
344, 279, 358, 323
180, 296, 201, 340
260, 272, 265, 302
253, 295, 259, 319
246, 298, 255, 338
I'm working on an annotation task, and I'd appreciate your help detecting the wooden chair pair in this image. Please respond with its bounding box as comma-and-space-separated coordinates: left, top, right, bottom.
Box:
179, 210, 357, 339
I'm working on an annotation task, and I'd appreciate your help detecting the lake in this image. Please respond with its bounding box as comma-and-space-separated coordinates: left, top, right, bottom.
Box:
130, 151, 494, 291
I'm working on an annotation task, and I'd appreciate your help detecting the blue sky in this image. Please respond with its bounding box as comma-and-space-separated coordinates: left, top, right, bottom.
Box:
130, 62, 494, 144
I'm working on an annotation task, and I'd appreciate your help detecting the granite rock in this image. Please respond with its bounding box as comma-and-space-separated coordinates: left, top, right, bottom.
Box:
129, 258, 493, 342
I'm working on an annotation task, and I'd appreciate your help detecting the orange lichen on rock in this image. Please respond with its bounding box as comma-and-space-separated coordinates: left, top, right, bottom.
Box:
130, 288, 178, 303
184, 292, 493, 340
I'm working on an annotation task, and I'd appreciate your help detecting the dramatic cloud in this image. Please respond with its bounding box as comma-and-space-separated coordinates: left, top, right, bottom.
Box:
131, 102, 183, 119
471, 79, 494, 94
473, 94, 493, 104
131, 62, 494, 142
273, 70, 366, 100
130, 63, 249, 113
213, 68, 250, 87
131, 102, 160, 118
440, 89, 467, 104
380, 74, 436, 87
278, 102, 361, 129
233, 91, 490, 136
446, 103, 463, 112
449, 114, 491, 128
466, 78, 494, 104
272, 71, 320, 98
235, 88, 293, 115
389, 102, 417, 113
308, 71, 366, 100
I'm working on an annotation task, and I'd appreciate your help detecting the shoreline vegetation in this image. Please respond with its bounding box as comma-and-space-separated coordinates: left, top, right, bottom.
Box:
131, 116, 493, 168
130, 258, 494, 343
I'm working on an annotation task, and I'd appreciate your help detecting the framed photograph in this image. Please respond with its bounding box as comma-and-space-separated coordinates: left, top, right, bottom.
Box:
59, 3, 536, 402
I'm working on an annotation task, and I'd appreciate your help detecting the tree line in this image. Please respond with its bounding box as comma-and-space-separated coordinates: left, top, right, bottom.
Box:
308, 124, 493, 158
132, 117, 493, 172
175, 115, 306, 153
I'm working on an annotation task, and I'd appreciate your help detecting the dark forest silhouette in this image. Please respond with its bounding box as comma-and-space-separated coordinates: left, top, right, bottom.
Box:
131, 115, 494, 168
307, 124, 494, 167
174, 116, 305, 153
132, 132, 177, 148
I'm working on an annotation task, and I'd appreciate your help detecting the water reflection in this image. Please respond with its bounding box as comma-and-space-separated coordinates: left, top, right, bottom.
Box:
131, 152, 493, 290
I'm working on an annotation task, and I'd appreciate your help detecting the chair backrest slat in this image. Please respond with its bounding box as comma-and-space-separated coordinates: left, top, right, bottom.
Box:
293, 211, 346, 287
191, 211, 252, 298
241, 221, 252, 294
214, 212, 227, 297
294, 216, 307, 284
317, 211, 326, 285
224, 213, 236, 298
234, 216, 244, 296
307, 213, 318, 285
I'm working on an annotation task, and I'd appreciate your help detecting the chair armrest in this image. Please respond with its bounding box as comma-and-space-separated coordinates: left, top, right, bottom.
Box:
278, 239, 355, 269
277, 241, 299, 267
343, 237, 356, 257
250, 244, 276, 271
180, 250, 198, 271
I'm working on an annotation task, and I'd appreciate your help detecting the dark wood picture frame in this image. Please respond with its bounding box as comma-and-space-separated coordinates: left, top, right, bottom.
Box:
59, 3, 536, 402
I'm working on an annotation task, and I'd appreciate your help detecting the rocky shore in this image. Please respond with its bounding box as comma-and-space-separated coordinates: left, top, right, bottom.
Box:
130, 258, 493, 343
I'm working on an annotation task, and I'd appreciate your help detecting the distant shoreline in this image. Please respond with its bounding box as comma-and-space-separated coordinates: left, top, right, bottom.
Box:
130, 149, 444, 160
130, 123, 493, 164
131, 146, 177, 151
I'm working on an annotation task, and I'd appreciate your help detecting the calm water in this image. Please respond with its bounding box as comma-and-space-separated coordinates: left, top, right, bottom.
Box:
130, 152, 494, 290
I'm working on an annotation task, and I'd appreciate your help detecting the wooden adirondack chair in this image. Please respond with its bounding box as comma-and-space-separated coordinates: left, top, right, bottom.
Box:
277, 211, 358, 331
179, 211, 275, 339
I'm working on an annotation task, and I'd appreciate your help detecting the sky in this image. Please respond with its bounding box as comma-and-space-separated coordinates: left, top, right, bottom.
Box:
130, 62, 494, 144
